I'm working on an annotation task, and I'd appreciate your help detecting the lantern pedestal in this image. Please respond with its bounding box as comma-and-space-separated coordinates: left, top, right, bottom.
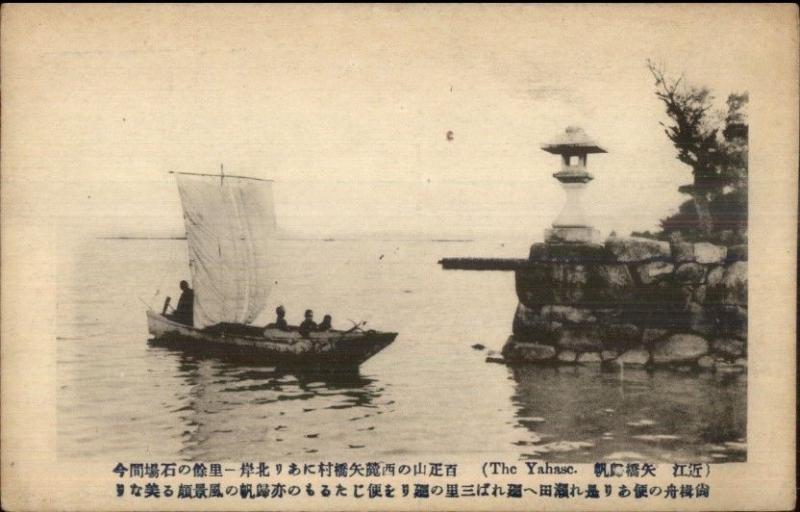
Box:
545, 179, 600, 244
545, 226, 601, 245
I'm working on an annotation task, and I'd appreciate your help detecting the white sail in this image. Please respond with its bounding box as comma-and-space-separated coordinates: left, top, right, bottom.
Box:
175, 173, 276, 328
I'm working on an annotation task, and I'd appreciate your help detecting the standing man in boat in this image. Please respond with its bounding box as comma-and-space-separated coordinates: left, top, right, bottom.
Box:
173, 280, 194, 326
299, 309, 317, 338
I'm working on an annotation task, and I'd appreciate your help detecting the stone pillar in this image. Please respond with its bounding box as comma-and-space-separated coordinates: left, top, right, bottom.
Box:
541, 126, 606, 245
546, 181, 600, 244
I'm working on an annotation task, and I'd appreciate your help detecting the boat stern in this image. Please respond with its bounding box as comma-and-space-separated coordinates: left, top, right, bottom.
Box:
147, 310, 192, 339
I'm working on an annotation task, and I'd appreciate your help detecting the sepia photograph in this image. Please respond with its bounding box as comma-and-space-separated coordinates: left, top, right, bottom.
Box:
1, 4, 796, 511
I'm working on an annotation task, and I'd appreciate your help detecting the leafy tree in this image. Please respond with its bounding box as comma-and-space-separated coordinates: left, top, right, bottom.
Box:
647, 60, 748, 244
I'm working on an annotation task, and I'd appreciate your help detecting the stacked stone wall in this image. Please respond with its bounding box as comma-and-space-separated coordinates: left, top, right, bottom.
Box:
503, 236, 747, 372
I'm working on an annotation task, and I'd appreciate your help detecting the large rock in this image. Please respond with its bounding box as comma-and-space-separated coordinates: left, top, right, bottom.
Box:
516, 263, 594, 306
630, 282, 687, 329
642, 328, 669, 345
591, 308, 625, 323
578, 352, 602, 364
670, 240, 695, 262
516, 343, 557, 362
541, 305, 596, 324
557, 326, 603, 352
601, 323, 641, 350
550, 266, 591, 304
557, 350, 577, 363
605, 236, 670, 263
693, 285, 707, 303
601, 350, 619, 361
636, 261, 674, 284
679, 285, 695, 305
720, 262, 747, 306
529, 242, 609, 262
515, 265, 556, 307
712, 338, 746, 359
727, 244, 748, 262
693, 242, 728, 264
512, 303, 561, 344
617, 349, 651, 366
705, 266, 725, 287
585, 264, 636, 303
517, 262, 636, 307
513, 302, 542, 326
715, 360, 745, 373
653, 280, 686, 299
502, 338, 557, 362
556, 264, 590, 286
652, 334, 709, 364
716, 305, 747, 340
697, 355, 715, 369
687, 303, 716, 337
675, 263, 706, 284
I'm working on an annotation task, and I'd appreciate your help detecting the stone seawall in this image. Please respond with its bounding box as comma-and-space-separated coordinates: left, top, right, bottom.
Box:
502, 236, 747, 372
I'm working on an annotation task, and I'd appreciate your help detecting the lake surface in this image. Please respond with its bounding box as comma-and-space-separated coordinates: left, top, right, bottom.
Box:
57, 238, 746, 462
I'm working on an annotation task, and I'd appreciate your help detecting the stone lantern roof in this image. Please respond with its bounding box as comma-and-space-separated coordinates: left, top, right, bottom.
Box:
541, 126, 607, 155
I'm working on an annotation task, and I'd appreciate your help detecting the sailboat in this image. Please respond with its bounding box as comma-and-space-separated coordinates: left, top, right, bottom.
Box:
146, 171, 397, 367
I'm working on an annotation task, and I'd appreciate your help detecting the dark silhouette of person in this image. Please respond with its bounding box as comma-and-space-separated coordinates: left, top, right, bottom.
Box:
317, 314, 332, 332
267, 305, 289, 331
174, 280, 194, 326
299, 309, 317, 338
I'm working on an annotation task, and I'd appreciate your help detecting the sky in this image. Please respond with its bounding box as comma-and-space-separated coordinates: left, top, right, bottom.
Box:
2, 4, 778, 242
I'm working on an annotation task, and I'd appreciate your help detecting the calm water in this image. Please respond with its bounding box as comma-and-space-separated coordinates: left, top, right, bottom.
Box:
57, 238, 746, 462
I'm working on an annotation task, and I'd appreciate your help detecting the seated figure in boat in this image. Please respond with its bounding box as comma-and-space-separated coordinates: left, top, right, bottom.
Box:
264, 305, 290, 332
299, 309, 317, 338
317, 314, 332, 332
172, 280, 194, 326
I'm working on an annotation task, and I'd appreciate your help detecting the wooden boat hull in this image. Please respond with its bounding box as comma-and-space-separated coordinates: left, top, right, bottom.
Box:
146, 310, 397, 367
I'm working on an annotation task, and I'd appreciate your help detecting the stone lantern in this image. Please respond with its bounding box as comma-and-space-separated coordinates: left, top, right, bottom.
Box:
541, 126, 606, 245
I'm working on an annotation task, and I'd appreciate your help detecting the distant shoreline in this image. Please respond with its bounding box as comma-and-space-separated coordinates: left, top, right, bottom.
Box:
98, 236, 475, 243
98, 236, 186, 240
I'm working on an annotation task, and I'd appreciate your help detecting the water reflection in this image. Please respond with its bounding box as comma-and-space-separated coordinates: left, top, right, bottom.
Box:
508, 364, 746, 462
59, 239, 748, 462
148, 344, 386, 461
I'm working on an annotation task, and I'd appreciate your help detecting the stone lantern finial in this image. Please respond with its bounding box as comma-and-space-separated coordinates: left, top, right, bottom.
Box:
541, 126, 606, 245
